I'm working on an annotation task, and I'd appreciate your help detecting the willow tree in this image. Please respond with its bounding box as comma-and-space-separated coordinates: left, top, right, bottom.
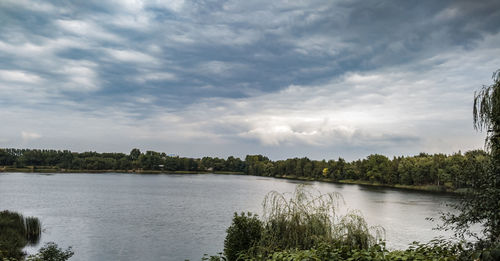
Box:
442, 70, 500, 244
472, 69, 500, 243
474, 70, 500, 162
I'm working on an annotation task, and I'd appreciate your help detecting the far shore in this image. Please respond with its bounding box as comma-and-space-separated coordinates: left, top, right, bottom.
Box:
273, 175, 462, 194
0, 166, 461, 194
0, 166, 244, 175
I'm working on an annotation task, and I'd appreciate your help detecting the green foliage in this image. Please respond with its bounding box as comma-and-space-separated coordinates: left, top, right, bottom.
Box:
440, 70, 500, 244
215, 240, 485, 261
0, 147, 489, 193
473, 70, 500, 156
243, 152, 487, 192
475, 242, 500, 261
26, 242, 74, 261
259, 240, 463, 261
0, 148, 246, 173
223, 186, 383, 260
0, 210, 41, 260
262, 186, 340, 249
201, 252, 227, 261
261, 186, 382, 253
224, 213, 263, 261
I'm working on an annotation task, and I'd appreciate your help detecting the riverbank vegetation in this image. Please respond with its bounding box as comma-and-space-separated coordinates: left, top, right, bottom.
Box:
221, 185, 384, 260
438, 70, 500, 246
0, 211, 41, 260
208, 186, 499, 261
0, 148, 489, 193
199, 184, 500, 261
0, 211, 73, 261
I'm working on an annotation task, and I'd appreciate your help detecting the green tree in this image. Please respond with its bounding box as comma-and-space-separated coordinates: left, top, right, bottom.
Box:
441, 70, 500, 243
224, 212, 263, 261
27, 242, 74, 261
364, 154, 391, 183
129, 148, 141, 161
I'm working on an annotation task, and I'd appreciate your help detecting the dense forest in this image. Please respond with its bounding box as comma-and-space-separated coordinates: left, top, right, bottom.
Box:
0, 148, 489, 191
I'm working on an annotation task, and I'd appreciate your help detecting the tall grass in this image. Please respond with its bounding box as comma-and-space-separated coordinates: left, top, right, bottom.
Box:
225, 185, 385, 260
260, 185, 343, 251
24, 216, 42, 245
260, 185, 383, 251
0, 210, 42, 259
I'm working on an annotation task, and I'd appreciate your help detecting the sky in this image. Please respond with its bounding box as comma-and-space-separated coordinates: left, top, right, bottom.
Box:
0, 0, 499, 161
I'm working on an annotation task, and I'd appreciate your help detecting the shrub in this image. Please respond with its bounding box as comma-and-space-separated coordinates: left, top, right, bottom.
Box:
242, 240, 465, 261
224, 212, 263, 261
26, 242, 74, 261
0, 210, 41, 260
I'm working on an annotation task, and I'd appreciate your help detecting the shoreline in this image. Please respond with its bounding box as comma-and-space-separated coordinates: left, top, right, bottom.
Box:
273, 175, 461, 194
0, 167, 460, 194
0, 167, 244, 175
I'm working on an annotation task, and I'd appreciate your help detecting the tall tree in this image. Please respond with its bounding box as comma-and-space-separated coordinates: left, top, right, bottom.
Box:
441, 70, 500, 243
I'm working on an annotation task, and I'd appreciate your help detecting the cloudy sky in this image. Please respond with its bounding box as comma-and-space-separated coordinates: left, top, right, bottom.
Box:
1, 0, 499, 160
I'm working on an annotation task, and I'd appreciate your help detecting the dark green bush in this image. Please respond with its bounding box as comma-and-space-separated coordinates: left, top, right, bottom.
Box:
224, 212, 263, 261
0, 210, 41, 260
26, 242, 74, 261
466, 241, 500, 261
242, 240, 464, 261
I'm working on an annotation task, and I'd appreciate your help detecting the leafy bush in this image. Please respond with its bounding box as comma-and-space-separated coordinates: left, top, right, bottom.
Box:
239, 240, 464, 261
26, 242, 74, 261
224, 212, 263, 261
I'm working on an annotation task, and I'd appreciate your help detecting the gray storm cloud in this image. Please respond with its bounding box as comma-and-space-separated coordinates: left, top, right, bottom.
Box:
0, 0, 498, 160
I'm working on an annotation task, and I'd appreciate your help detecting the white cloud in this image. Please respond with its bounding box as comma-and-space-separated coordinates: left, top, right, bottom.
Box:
135, 72, 177, 82
21, 131, 41, 141
197, 61, 247, 76
56, 19, 123, 43
292, 35, 345, 56
107, 49, 159, 64
1, 0, 62, 13
149, 0, 185, 12
57, 61, 99, 91
0, 70, 42, 83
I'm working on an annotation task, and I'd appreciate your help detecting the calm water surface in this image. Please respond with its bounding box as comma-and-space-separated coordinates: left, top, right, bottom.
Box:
0, 173, 459, 260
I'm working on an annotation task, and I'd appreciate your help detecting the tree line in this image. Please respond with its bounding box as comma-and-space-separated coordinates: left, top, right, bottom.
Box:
0, 148, 489, 190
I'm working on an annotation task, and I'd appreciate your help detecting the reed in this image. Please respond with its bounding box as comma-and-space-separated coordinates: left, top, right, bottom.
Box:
24, 216, 42, 245
0, 210, 42, 259
257, 185, 384, 255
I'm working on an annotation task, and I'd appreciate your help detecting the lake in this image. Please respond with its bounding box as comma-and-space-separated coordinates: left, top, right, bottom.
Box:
0, 173, 459, 260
